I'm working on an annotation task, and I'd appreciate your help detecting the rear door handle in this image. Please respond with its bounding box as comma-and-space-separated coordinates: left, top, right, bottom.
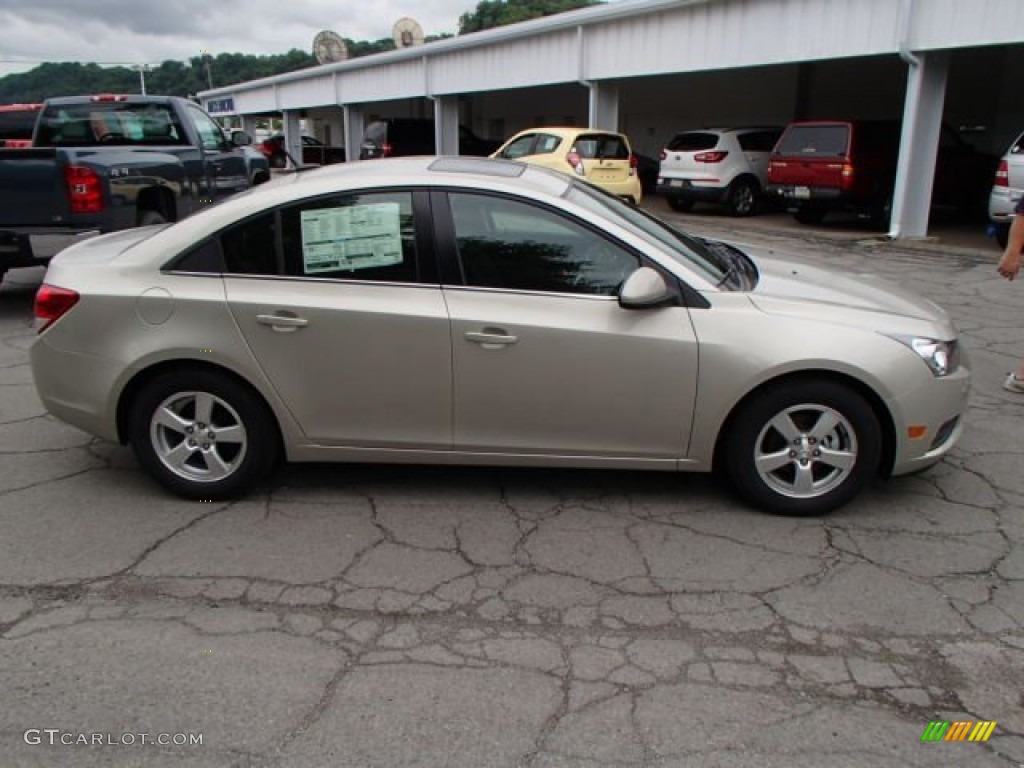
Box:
465, 330, 518, 347
256, 313, 308, 332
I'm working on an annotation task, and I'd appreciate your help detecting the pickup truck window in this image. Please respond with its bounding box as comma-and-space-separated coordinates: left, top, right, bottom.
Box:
35, 103, 189, 147
184, 103, 227, 152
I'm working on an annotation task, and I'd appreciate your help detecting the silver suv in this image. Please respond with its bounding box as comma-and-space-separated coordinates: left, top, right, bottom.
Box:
657, 127, 782, 216
988, 130, 1024, 247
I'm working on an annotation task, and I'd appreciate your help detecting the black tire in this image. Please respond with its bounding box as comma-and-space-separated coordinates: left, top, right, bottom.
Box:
128, 369, 278, 500
995, 223, 1010, 249
270, 152, 287, 169
726, 177, 758, 217
724, 379, 882, 516
793, 206, 827, 225
667, 196, 694, 213
138, 209, 167, 227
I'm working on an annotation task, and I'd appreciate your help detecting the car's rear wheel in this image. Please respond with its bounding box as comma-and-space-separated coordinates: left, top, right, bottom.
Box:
270, 152, 287, 169
667, 196, 693, 212
793, 206, 827, 225
129, 370, 278, 499
725, 379, 881, 516
726, 177, 758, 217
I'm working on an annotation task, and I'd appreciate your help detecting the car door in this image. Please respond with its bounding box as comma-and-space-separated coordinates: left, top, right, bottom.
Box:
223, 189, 452, 449
182, 102, 249, 201
438, 190, 698, 461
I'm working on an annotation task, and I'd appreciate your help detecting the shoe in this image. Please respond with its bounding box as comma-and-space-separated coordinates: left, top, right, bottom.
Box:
1004, 373, 1024, 393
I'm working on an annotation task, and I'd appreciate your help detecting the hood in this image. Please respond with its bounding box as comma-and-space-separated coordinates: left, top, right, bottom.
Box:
744, 248, 949, 326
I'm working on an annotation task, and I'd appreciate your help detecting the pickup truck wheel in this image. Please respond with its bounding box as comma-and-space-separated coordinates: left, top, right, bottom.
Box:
725, 379, 881, 516
128, 370, 278, 500
139, 209, 167, 226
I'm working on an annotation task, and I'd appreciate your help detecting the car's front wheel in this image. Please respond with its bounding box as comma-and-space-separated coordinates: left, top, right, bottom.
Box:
725, 379, 882, 516
128, 370, 278, 499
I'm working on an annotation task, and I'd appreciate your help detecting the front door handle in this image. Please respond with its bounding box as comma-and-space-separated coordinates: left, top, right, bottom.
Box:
465, 330, 518, 348
256, 313, 308, 332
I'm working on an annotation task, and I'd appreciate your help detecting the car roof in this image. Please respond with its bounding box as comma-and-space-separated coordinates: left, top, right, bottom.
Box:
514, 126, 627, 138
127, 156, 575, 264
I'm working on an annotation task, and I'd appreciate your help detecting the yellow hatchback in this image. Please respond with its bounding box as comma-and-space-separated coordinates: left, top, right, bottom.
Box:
491, 126, 643, 204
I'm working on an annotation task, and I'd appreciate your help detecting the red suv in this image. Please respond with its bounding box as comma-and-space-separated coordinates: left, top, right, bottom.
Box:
767, 120, 995, 227
0, 103, 42, 148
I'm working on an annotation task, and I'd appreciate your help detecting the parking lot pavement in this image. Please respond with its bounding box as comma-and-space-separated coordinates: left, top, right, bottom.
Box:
0, 220, 1022, 767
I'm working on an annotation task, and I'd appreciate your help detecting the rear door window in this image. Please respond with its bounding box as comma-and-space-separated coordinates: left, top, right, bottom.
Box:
775, 125, 850, 157
280, 190, 420, 283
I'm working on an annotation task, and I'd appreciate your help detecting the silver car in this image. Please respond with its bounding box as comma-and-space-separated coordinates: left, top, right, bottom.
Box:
989, 130, 1024, 247
30, 157, 970, 515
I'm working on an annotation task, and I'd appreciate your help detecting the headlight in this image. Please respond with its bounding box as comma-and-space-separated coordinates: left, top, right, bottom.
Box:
886, 335, 959, 377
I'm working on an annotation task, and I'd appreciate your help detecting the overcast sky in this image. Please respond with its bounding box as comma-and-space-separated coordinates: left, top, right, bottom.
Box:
0, 0, 474, 77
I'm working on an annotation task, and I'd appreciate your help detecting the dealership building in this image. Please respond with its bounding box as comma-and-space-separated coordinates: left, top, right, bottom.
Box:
199, 0, 1024, 238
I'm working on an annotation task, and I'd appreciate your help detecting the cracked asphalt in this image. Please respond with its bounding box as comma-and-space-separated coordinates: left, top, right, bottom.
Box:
0, 209, 1022, 767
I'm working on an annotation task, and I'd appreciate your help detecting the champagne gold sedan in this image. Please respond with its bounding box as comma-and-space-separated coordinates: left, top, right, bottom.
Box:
30, 157, 969, 514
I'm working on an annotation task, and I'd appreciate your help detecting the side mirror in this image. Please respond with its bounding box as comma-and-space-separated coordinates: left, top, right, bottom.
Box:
618, 267, 673, 309
231, 130, 252, 147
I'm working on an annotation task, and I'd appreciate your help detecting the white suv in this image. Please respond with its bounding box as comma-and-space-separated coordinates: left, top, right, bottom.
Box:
988, 131, 1024, 247
657, 127, 782, 216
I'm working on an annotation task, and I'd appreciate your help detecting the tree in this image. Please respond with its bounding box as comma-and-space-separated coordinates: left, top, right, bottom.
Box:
458, 0, 602, 35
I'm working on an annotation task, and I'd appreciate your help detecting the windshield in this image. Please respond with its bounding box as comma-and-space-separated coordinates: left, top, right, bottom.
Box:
564, 181, 730, 286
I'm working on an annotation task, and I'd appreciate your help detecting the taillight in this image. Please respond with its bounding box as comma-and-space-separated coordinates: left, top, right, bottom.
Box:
34, 284, 80, 333
994, 159, 1009, 187
382, 142, 394, 157
659, 150, 667, 161
694, 151, 728, 163
629, 153, 638, 176
566, 150, 585, 175
90, 94, 128, 102
840, 162, 855, 190
64, 165, 104, 214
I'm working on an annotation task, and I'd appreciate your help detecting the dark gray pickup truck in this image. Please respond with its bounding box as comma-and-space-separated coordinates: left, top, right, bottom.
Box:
0, 94, 269, 280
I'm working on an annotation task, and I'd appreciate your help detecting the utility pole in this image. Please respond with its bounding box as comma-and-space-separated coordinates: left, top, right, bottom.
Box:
131, 64, 151, 95
202, 54, 214, 90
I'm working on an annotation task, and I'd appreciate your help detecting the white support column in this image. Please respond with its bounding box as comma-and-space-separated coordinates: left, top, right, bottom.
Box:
889, 51, 950, 239
343, 105, 364, 163
240, 114, 258, 139
282, 110, 303, 168
434, 96, 459, 156
587, 82, 619, 131
323, 111, 344, 151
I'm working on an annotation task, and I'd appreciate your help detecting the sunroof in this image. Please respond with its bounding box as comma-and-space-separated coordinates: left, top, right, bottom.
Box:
429, 156, 525, 177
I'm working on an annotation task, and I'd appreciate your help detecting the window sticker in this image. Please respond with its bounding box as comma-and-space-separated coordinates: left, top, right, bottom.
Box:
300, 202, 403, 274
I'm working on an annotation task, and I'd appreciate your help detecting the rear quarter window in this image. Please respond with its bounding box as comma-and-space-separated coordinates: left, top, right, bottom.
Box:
667, 132, 719, 152
775, 125, 850, 157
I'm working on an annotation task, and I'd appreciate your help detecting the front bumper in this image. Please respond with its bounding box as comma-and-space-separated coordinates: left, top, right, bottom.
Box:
888, 363, 971, 476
